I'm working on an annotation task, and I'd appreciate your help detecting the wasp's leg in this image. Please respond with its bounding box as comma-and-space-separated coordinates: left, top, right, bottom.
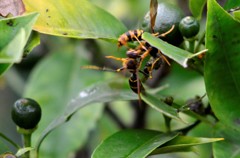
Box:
158, 25, 175, 37
157, 50, 171, 66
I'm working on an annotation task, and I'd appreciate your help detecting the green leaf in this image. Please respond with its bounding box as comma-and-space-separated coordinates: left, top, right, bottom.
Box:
92, 129, 178, 158
23, 0, 127, 40
213, 123, 240, 158
36, 79, 137, 152
0, 13, 38, 62
189, 0, 207, 20
224, 0, 240, 10
141, 92, 182, 122
204, 0, 240, 130
152, 135, 223, 154
0, 28, 25, 63
0, 13, 39, 75
23, 31, 40, 57
142, 32, 192, 67
24, 50, 106, 158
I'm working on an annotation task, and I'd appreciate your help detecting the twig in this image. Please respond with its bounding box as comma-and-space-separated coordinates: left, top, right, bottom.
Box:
105, 103, 128, 129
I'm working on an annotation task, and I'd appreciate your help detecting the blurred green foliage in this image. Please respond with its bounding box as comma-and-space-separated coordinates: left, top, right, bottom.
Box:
1, 0, 240, 158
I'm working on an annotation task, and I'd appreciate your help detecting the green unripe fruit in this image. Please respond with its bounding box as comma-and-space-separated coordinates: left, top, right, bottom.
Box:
179, 16, 200, 38
141, 2, 184, 46
11, 98, 41, 129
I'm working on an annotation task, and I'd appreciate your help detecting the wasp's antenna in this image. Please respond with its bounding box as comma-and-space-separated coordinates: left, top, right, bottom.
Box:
80, 65, 117, 72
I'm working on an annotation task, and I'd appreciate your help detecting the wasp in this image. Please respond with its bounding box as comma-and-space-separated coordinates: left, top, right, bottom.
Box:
122, 42, 169, 79
105, 56, 139, 72
117, 30, 161, 51
117, 25, 175, 48
143, 45, 171, 78
119, 26, 174, 54
104, 55, 148, 104
117, 30, 145, 48
83, 54, 145, 95
116, 26, 175, 78
129, 26, 175, 78
129, 72, 145, 94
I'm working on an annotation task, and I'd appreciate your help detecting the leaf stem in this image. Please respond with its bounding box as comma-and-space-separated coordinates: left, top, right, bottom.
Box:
22, 133, 32, 158
188, 39, 195, 53
194, 31, 205, 53
23, 134, 31, 148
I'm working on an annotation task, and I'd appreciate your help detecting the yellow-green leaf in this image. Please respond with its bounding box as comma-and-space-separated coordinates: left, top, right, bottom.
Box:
152, 135, 223, 154
23, 0, 127, 40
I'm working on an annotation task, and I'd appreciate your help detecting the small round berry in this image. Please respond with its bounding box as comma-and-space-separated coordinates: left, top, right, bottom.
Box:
11, 98, 41, 129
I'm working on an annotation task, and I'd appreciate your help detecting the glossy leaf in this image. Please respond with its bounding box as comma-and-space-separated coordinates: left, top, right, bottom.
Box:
152, 135, 223, 154
23, 0, 127, 40
224, 0, 240, 10
24, 50, 106, 158
142, 32, 192, 67
189, 0, 207, 20
36, 79, 137, 152
213, 123, 240, 158
92, 129, 178, 158
0, 13, 38, 75
141, 92, 182, 122
0, 0, 25, 17
204, 0, 240, 130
